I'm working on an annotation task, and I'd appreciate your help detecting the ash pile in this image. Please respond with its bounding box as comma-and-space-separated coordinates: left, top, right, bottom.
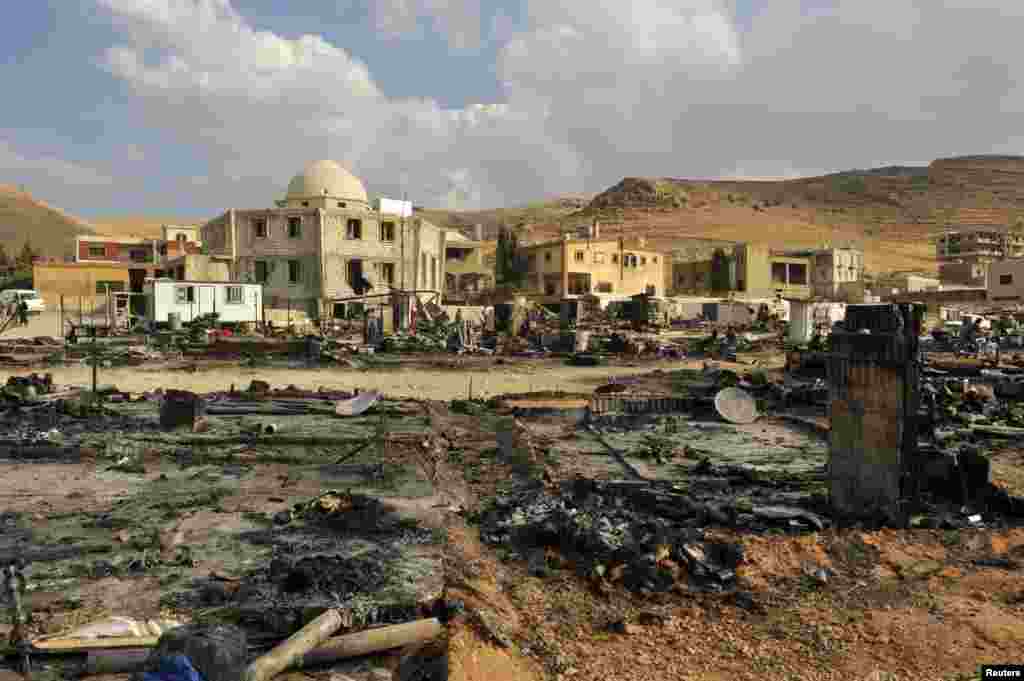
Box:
480, 476, 826, 595
174, 491, 444, 637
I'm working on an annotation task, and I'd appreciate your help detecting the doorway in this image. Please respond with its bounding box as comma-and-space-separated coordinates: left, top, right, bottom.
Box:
129, 269, 147, 317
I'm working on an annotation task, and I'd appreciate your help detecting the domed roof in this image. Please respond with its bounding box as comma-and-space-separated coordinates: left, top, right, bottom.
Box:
285, 160, 368, 203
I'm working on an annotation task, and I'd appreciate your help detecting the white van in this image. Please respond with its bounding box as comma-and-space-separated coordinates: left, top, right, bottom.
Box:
0, 289, 46, 315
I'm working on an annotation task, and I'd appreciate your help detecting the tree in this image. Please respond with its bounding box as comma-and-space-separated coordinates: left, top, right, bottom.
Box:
710, 248, 733, 293
495, 226, 526, 287
16, 241, 37, 268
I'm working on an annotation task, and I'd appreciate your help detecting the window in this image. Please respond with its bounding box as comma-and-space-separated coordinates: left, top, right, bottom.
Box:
253, 218, 267, 238
288, 260, 302, 284
338, 202, 346, 208
379, 263, 395, 285
226, 286, 243, 304
288, 217, 302, 238
653, 256, 658, 263
254, 261, 269, 283
545, 252, 552, 262
88, 246, 105, 258
380, 221, 395, 241
346, 219, 362, 239
640, 256, 647, 266
421, 253, 427, 286
790, 263, 808, 285
130, 249, 149, 263
158, 244, 168, 256
347, 259, 364, 287
176, 265, 186, 280
176, 234, 186, 242
302, 201, 309, 207
594, 252, 605, 264
175, 286, 195, 304
545, 281, 556, 295
575, 251, 584, 262
1001, 273, 1014, 285
95, 281, 125, 294
612, 254, 619, 264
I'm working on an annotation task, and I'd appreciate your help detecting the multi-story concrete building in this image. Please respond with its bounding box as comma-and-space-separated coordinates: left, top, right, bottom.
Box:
200, 160, 448, 321
808, 247, 864, 299
733, 244, 812, 299
443, 224, 492, 302
519, 222, 667, 303
937, 208, 1024, 287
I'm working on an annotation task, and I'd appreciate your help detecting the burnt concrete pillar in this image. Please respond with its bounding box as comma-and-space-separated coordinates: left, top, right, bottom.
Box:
827, 303, 923, 526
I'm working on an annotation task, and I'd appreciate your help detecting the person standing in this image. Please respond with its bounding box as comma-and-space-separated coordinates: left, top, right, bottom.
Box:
17, 300, 28, 327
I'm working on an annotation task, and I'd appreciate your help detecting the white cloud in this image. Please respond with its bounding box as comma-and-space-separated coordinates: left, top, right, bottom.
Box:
0, 140, 117, 189
370, 0, 483, 51
83, 0, 1024, 215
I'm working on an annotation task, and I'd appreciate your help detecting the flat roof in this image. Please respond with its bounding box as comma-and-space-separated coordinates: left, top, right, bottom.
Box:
146, 279, 262, 286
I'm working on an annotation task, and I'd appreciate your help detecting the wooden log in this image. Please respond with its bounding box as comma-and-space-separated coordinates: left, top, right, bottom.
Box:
295, 619, 443, 669
243, 609, 346, 681
33, 636, 160, 651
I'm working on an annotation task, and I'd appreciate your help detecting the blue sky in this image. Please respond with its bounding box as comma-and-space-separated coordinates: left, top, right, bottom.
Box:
0, 1, 1022, 220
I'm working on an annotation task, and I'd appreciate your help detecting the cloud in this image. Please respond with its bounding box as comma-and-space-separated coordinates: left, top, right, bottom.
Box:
83, 0, 1024, 216
369, 0, 483, 51
0, 140, 117, 190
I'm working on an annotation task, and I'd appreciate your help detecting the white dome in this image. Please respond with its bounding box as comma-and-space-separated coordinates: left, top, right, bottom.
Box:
285, 160, 368, 203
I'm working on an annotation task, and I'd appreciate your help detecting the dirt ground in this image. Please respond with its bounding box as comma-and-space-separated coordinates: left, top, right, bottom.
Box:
3, 346, 1024, 681
0, 358, 699, 402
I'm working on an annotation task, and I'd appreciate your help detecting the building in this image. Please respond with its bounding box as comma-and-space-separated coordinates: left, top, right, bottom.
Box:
443, 224, 492, 302
733, 244, 812, 299
874, 272, 940, 298
808, 247, 864, 300
519, 223, 667, 303
936, 208, 1024, 286
36, 226, 203, 311
200, 160, 448, 322
988, 259, 1024, 303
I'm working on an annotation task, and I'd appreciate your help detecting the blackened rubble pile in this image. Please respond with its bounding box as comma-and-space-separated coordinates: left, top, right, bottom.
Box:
481, 476, 826, 594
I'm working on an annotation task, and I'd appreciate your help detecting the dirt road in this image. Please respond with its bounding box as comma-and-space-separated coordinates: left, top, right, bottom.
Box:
0, 360, 690, 401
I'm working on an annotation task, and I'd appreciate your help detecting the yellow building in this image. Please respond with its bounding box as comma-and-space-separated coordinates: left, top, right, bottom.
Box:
443, 227, 493, 301
733, 244, 811, 299
521, 233, 667, 302
33, 261, 160, 310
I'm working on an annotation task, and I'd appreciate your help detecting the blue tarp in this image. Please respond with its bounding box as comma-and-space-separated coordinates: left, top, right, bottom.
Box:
142, 655, 205, 681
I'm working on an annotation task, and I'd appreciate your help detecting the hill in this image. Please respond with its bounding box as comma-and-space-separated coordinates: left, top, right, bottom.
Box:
0, 184, 95, 258
421, 156, 1024, 276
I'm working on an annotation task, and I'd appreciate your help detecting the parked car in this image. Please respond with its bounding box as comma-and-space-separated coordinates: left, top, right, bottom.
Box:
0, 289, 46, 315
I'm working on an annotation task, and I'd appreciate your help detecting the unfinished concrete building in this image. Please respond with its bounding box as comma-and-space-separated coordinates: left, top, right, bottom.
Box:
444, 224, 493, 302
201, 160, 447, 322
937, 208, 1024, 287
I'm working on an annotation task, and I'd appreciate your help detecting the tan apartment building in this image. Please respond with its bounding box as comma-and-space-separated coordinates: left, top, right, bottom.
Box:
937, 208, 1024, 286
520, 226, 667, 303
201, 160, 448, 321
443, 224, 493, 301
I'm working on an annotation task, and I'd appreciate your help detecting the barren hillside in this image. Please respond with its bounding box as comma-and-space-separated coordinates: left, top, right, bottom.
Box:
0, 184, 95, 257
424, 156, 1024, 276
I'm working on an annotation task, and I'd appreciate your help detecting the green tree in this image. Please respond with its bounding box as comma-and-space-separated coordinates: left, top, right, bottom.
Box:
710, 248, 733, 292
16, 240, 37, 268
495, 226, 526, 287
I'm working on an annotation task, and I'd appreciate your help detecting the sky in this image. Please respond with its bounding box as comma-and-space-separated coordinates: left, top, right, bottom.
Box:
1, 1, 1023, 220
